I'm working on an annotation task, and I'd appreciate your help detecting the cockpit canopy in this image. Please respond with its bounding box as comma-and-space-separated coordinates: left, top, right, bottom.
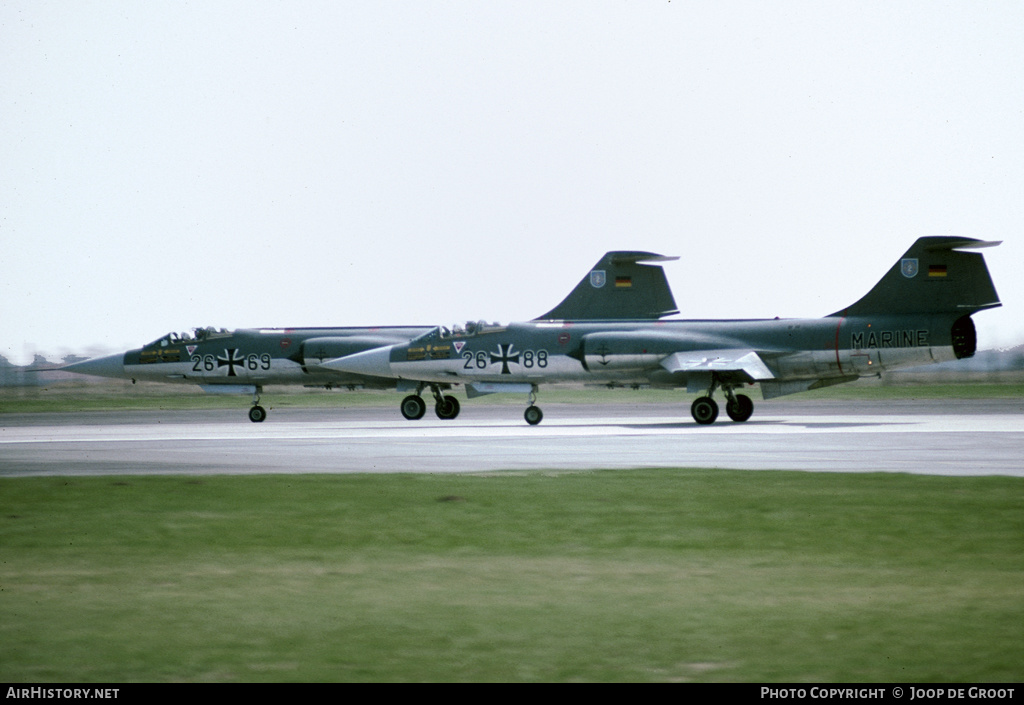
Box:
145, 327, 232, 348
415, 321, 505, 343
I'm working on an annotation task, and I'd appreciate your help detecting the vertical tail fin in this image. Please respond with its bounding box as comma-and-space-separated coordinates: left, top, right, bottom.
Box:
829, 237, 1001, 317
535, 251, 680, 321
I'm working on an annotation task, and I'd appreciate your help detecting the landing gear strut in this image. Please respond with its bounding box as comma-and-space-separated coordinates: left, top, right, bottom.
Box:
249, 386, 267, 423
689, 376, 754, 425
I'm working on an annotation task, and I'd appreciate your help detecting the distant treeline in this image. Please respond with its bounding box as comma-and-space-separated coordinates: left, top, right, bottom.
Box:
0, 353, 91, 387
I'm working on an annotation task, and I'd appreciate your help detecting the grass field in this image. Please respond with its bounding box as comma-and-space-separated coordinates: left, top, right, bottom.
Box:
3, 375, 1024, 414
2, 470, 1021, 682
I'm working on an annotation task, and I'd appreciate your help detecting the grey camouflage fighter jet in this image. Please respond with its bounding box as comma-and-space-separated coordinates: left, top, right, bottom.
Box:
63, 252, 679, 422
328, 237, 1002, 425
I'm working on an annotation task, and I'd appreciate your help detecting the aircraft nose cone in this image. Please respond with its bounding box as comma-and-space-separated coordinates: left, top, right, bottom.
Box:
322, 345, 396, 378
62, 352, 127, 379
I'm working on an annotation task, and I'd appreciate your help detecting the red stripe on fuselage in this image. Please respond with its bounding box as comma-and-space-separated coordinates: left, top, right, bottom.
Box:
834, 311, 846, 375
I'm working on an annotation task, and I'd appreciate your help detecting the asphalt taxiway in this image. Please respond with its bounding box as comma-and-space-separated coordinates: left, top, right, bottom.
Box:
1, 399, 1022, 477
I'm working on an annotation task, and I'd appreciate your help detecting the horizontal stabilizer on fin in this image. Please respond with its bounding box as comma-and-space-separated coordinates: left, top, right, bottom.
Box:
535, 251, 680, 321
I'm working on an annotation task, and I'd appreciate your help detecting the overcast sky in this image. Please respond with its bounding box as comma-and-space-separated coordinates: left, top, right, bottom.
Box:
2, 1, 1022, 364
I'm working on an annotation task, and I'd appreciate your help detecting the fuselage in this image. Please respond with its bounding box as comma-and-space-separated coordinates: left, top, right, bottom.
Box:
99, 326, 435, 388
355, 313, 974, 392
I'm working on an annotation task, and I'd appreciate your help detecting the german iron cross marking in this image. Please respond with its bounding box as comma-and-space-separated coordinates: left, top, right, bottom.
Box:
218, 348, 246, 376
490, 344, 520, 374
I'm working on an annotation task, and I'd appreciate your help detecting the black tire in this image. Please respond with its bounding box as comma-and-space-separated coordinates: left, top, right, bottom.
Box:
690, 397, 719, 425
248, 405, 267, 423
726, 393, 754, 422
524, 405, 544, 425
435, 395, 461, 420
400, 395, 427, 420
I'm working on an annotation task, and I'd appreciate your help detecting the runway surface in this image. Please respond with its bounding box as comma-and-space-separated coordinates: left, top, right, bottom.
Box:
2, 399, 1022, 477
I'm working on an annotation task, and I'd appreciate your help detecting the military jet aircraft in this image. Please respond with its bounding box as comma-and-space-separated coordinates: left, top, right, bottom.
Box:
63, 251, 680, 422
327, 237, 1001, 425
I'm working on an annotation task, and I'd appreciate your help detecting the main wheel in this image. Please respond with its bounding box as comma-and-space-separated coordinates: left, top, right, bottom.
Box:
726, 393, 754, 422
248, 405, 267, 423
524, 405, 544, 425
435, 395, 461, 420
690, 397, 719, 425
400, 394, 427, 420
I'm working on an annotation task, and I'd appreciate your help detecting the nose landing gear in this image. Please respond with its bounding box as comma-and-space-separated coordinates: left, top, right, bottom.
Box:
249, 386, 267, 423
524, 385, 543, 425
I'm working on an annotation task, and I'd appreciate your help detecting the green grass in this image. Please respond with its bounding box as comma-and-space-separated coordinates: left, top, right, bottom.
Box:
0, 382, 401, 414
3, 377, 1024, 414
2, 471, 1021, 682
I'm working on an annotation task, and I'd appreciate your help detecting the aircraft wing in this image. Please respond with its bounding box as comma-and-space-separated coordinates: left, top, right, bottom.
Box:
660, 349, 775, 382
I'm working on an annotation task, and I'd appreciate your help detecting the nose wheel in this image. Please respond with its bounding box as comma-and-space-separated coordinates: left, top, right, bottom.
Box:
248, 387, 266, 423
523, 385, 543, 425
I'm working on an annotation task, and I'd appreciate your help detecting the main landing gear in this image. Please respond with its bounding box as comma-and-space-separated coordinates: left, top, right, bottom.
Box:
690, 376, 754, 425
400, 384, 460, 420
